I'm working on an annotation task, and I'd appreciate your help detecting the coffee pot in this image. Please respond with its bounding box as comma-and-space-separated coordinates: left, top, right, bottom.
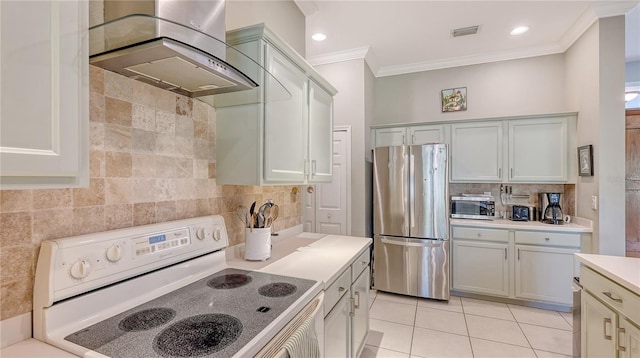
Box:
541, 193, 564, 224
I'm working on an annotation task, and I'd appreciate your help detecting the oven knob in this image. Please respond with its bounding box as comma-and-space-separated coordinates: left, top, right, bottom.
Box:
70, 260, 91, 279
213, 228, 222, 241
106, 244, 123, 262
196, 227, 213, 240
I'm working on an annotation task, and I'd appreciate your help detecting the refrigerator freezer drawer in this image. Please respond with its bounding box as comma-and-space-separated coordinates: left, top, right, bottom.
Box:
373, 235, 450, 300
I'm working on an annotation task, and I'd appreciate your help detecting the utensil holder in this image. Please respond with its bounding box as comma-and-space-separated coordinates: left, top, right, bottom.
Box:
244, 228, 271, 261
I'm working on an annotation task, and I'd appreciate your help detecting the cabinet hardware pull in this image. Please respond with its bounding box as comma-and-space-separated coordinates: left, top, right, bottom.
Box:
349, 298, 356, 317
504, 248, 507, 260
338, 286, 345, 292
311, 160, 317, 177
617, 328, 626, 352
510, 168, 513, 178
499, 168, 502, 177
517, 248, 520, 260
402, 135, 406, 144
602, 291, 623, 303
354, 291, 361, 309
544, 237, 550, 241
604, 318, 612, 340
477, 232, 482, 237
362, 261, 367, 266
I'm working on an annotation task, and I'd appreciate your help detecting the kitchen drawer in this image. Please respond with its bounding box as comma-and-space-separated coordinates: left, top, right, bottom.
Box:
581, 266, 640, 325
515, 231, 580, 248
451, 226, 508, 243
351, 249, 370, 281
324, 267, 352, 317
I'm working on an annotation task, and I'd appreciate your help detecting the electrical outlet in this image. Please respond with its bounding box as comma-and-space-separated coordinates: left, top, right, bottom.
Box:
591, 195, 598, 210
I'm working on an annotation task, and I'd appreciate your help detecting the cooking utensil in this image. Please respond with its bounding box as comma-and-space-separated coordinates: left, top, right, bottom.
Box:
268, 205, 279, 227
262, 206, 272, 228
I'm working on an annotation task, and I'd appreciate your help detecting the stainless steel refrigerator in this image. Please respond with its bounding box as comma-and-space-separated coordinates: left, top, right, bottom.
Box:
373, 144, 449, 300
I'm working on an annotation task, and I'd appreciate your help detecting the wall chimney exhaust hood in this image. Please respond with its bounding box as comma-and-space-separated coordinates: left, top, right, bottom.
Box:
89, 0, 288, 103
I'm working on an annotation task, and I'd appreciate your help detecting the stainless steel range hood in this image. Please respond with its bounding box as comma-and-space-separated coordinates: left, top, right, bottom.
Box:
89, 0, 260, 97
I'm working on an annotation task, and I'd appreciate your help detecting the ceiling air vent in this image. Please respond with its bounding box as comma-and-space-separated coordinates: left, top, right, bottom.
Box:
451, 25, 480, 38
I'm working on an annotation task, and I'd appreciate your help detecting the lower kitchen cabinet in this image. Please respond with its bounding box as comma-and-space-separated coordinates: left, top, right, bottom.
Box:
581, 265, 640, 358
324, 292, 351, 358
452, 240, 509, 297
351, 268, 370, 358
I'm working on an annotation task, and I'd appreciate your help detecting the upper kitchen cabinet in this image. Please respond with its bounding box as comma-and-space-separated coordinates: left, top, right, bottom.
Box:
372, 124, 448, 148
214, 24, 337, 185
0, 1, 89, 189
450, 113, 577, 183
450, 121, 504, 182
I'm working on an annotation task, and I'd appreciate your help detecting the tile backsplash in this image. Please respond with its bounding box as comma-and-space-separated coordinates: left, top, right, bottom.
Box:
0, 66, 301, 322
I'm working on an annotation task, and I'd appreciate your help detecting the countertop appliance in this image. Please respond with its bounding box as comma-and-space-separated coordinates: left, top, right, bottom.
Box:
373, 144, 449, 300
540, 192, 564, 224
32, 215, 322, 357
511, 205, 531, 221
450, 194, 496, 220
89, 0, 258, 97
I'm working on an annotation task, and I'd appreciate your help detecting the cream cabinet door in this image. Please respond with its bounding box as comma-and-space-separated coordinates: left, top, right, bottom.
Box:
452, 240, 510, 297
582, 292, 618, 358
514, 244, 578, 305
409, 124, 447, 145
324, 293, 351, 358
374, 128, 406, 147
620, 318, 640, 358
351, 268, 369, 358
508, 118, 567, 182
308, 80, 333, 183
263, 46, 308, 183
0, 1, 88, 188
450, 122, 503, 182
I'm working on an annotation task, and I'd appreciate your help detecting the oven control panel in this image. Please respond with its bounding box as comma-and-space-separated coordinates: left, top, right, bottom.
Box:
131, 228, 190, 258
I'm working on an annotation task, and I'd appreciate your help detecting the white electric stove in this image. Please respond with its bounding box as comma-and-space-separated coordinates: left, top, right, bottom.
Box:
32, 215, 322, 357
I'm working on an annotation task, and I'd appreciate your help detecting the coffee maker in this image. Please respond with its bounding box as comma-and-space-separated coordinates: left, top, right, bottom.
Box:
538, 192, 564, 224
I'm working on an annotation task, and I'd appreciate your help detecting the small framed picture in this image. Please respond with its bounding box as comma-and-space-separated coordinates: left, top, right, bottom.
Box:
578, 145, 593, 176
441, 87, 467, 112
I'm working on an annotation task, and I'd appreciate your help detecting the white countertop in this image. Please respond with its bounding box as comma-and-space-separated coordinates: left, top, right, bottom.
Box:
575, 254, 640, 294
1, 339, 76, 358
451, 217, 592, 233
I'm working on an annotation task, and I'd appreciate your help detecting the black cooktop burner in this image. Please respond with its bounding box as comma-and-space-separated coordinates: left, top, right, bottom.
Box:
207, 274, 252, 289
258, 282, 297, 297
119, 308, 176, 332
153, 314, 242, 357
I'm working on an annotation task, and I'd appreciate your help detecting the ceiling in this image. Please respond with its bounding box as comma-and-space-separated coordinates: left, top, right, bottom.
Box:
297, 1, 640, 77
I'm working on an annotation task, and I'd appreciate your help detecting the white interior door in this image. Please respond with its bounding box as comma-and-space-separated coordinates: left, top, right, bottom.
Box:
316, 128, 350, 235
303, 186, 316, 232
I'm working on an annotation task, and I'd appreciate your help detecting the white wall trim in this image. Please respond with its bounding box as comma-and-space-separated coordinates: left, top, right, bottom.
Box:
307, 46, 370, 66
293, 0, 318, 17
1, 312, 32, 348
591, 0, 639, 18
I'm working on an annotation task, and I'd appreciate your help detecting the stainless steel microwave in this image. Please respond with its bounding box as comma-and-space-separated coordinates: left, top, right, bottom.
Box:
450, 195, 496, 220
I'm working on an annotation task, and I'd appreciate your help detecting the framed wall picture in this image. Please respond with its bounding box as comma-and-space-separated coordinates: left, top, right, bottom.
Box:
578, 144, 593, 176
441, 87, 467, 112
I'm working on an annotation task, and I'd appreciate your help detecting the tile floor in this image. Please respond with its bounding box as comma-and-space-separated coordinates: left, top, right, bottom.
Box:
361, 290, 574, 358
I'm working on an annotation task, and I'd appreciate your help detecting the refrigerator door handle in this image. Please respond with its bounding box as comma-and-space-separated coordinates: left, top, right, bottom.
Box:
408, 152, 415, 235
380, 237, 445, 248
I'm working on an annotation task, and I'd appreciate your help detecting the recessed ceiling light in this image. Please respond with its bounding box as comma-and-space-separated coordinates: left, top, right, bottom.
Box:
626, 92, 639, 102
312, 33, 327, 41
510, 26, 529, 36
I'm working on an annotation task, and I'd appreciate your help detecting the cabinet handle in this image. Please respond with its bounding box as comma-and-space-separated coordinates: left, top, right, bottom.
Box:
349, 298, 356, 317
311, 159, 317, 177
338, 286, 345, 292
617, 327, 626, 352
354, 291, 361, 309
504, 248, 507, 260
476, 232, 482, 238
545, 237, 550, 241
604, 318, 612, 340
304, 159, 309, 175
517, 248, 520, 261
510, 168, 513, 178
498, 168, 502, 177
602, 291, 623, 303
402, 135, 406, 144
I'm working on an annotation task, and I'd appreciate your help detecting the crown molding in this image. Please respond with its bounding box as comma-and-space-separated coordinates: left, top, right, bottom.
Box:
307, 46, 369, 64
293, 0, 318, 17
592, 0, 639, 18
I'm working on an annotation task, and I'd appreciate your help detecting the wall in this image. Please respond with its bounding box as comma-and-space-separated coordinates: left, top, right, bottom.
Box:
565, 17, 627, 256
374, 54, 566, 125
226, 0, 306, 56
0, 67, 302, 324
314, 59, 371, 237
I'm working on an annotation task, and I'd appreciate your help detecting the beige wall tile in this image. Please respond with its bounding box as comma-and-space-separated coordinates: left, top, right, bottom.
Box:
176, 200, 196, 220
32, 209, 73, 244
194, 120, 208, 140
133, 179, 157, 203
176, 158, 194, 178
194, 139, 210, 160
89, 122, 105, 151
73, 179, 105, 207
209, 163, 217, 179
155, 156, 177, 178
195, 199, 210, 217
193, 100, 208, 122
89, 65, 104, 95
156, 201, 177, 222
90, 150, 105, 178
131, 80, 156, 107
1, 279, 33, 320
106, 152, 133, 178
104, 71, 132, 102
132, 129, 156, 154
176, 115, 194, 138
153, 88, 176, 113
73, 206, 105, 235
33, 189, 72, 210
105, 178, 132, 205
133, 202, 156, 226
105, 97, 132, 127
1, 245, 32, 282
132, 104, 156, 131
194, 159, 209, 179
156, 179, 177, 201
90, 92, 105, 123
0, 212, 31, 247
132, 154, 156, 178
175, 136, 194, 158
104, 124, 132, 152
174, 179, 196, 200
105, 204, 133, 230
176, 97, 193, 116
1, 191, 32, 213
156, 111, 176, 134
156, 133, 176, 156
